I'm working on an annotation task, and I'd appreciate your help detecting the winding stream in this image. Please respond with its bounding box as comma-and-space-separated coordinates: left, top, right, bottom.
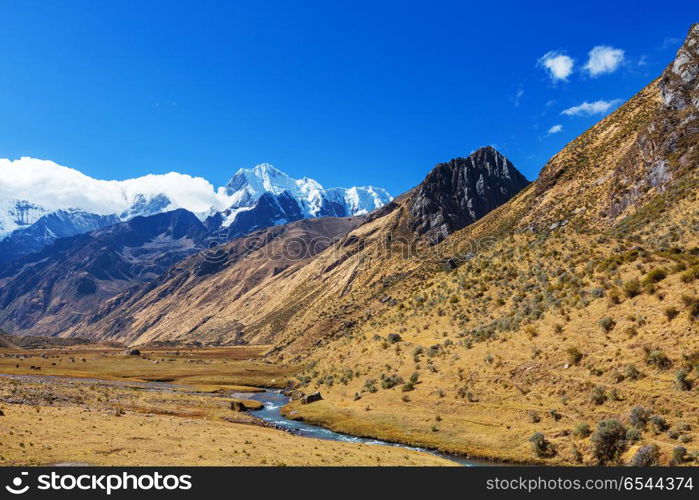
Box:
1, 374, 491, 466
246, 389, 489, 466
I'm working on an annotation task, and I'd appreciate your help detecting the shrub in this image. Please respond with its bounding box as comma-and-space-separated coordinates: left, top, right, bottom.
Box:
629, 406, 651, 428
675, 369, 692, 391
687, 297, 699, 321
650, 415, 669, 434
626, 427, 642, 442
591, 419, 628, 465
401, 382, 414, 392
409, 372, 420, 384
591, 386, 608, 405
664, 306, 679, 321
646, 350, 671, 370
628, 444, 660, 466
671, 446, 687, 465
598, 316, 616, 332
680, 265, 699, 283
529, 432, 555, 458
566, 347, 583, 366
548, 409, 562, 421
623, 279, 641, 298
643, 268, 667, 285
528, 411, 541, 424
573, 422, 592, 438
363, 379, 377, 393
625, 364, 641, 380
608, 288, 622, 305
381, 374, 404, 390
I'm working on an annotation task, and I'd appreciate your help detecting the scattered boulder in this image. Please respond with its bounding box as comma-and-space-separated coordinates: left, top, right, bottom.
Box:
301, 392, 323, 404
125, 349, 141, 356
387, 333, 402, 344
230, 401, 249, 412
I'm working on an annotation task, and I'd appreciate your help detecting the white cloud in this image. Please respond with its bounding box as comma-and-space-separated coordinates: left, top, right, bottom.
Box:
547, 124, 563, 135
584, 46, 625, 77
0, 157, 233, 216
512, 86, 524, 107
561, 99, 622, 116
538, 51, 574, 82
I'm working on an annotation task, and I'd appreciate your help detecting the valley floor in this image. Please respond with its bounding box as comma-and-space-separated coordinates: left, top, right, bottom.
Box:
0, 346, 453, 466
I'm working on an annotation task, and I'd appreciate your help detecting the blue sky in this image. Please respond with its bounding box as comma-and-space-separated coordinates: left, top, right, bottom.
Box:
0, 1, 695, 195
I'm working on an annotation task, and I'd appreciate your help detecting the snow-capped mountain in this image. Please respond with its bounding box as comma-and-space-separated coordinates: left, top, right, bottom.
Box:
119, 193, 173, 220
0, 199, 48, 238
0, 158, 392, 260
0, 209, 121, 263
211, 164, 392, 234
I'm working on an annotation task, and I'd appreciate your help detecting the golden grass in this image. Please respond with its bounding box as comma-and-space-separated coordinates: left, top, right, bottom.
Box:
0, 404, 453, 466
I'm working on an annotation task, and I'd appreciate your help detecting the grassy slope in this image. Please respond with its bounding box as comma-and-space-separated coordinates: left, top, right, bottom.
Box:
281, 45, 699, 465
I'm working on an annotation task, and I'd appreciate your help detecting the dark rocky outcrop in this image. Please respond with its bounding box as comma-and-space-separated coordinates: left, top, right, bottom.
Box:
409, 146, 529, 243
301, 392, 323, 404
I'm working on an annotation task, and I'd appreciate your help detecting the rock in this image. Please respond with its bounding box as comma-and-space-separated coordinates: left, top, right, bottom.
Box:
230, 401, 250, 411
0, 409, 4, 416
301, 392, 323, 404
126, 349, 141, 356
288, 390, 305, 401
409, 146, 529, 244
353, 392, 362, 401
387, 333, 402, 344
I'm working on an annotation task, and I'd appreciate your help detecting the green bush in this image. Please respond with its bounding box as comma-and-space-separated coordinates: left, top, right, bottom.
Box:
380, 374, 404, 390
628, 444, 660, 466
566, 347, 583, 366
680, 265, 699, 283
671, 446, 687, 465
629, 406, 651, 428
643, 268, 667, 285
623, 279, 641, 298
646, 349, 672, 370
591, 419, 628, 465
650, 415, 669, 434
664, 306, 679, 321
675, 369, 692, 391
529, 432, 555, 458
626, 427, 642, 442
573, 422, 592, 438
598, 316, 616, 332
625, 364, 641, 380
591, 386, 608, 405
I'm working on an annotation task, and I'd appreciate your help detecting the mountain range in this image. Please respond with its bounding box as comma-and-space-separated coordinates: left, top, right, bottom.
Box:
0, 23, 697, 466
0, 164, 391, 262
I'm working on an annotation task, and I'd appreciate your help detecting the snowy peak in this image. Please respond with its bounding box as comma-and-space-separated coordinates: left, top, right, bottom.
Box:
0, 208, 121, 263
120, 193, 173, 220
0, 199, 48, 238
219, 163, 392, 228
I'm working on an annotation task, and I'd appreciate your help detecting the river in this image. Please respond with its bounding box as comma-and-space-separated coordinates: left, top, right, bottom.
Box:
245, 389, 492, 466
0, 373, 492, 466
